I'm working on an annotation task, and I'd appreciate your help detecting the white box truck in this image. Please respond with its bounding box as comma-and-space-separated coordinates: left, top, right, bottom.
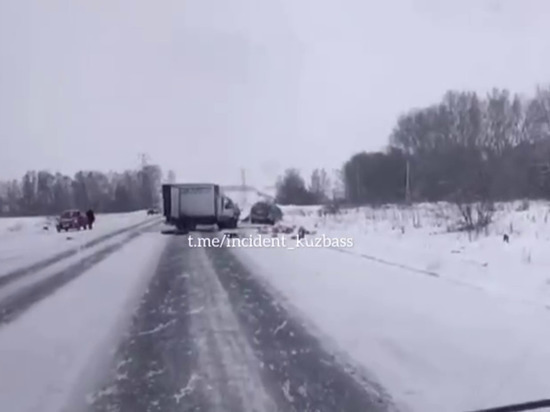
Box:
162, 183, 239, 230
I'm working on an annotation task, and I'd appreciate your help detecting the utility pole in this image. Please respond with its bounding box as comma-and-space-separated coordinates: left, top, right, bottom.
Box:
138, 153, 152, 208
139, 153, 149, 168
405, 158, 411, 204
355, 164, 361, 204
241, 168, 247, 208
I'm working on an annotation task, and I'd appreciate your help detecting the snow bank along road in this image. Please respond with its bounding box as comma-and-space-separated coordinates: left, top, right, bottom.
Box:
0, 225, 395, 412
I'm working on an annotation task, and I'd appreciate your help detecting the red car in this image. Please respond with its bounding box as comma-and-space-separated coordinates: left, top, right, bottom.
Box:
56, 210, 89, 232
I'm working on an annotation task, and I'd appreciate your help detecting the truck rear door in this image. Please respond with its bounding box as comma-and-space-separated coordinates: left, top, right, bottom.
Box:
178, 185, 216, 217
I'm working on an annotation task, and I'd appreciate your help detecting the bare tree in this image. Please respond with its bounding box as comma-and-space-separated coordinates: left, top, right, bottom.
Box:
309, 168, 331, 203
276, 169, 315, 205
0, 163, 164, 216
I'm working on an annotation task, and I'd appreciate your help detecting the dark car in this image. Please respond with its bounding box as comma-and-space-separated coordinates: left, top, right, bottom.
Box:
250, 201, 283, 225
56, 210, 89, 232
147, 208, 160, 215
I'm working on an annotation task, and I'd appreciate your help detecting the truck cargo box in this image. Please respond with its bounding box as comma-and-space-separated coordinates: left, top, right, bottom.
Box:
162, 183, 221, 229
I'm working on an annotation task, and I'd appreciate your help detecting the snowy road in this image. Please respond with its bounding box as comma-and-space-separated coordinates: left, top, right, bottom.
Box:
2, 209, 550, 411
4, 218, 549, 411
0, 226, 394, 412
86, 232, 392, 412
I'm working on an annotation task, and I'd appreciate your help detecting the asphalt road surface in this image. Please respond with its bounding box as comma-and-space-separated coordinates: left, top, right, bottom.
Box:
84, 230, 394, 412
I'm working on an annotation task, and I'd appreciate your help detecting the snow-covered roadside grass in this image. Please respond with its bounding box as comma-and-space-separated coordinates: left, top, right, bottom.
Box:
0, 211, 159, 277
277, 201, 550, 306
234, 241, 550, 412
0, 233, 167, 412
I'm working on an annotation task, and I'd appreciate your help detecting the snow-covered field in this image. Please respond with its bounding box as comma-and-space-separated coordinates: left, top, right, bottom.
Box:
0, 211, 160, 277
235, 200, 550, 411
278, 201, 550, 306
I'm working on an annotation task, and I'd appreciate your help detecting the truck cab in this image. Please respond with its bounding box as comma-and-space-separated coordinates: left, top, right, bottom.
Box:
217, 196, 240, 229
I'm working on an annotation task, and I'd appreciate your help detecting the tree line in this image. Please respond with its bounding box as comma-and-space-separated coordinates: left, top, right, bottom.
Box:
276, 86, 550, 206
347, 87, 550, 204
0, 164, 166, 216
275, 168, 335, 206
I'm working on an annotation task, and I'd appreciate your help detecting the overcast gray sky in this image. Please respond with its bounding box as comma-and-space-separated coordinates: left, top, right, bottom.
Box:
1, 0, 550, 188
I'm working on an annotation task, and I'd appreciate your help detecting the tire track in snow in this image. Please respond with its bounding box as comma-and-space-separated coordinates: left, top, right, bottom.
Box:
0, 228, 150, 325
87, 237, 205, 412
330, 246, 497, 294
206, 242, 394, 412
0, 218, 161, 289
89, 235, 277, 412
88, 232, 395, 412
185, 245, 277, 412
332, 247, 440, 278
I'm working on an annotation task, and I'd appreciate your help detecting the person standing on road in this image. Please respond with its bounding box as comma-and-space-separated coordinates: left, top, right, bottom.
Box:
86, 209, 95, 230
